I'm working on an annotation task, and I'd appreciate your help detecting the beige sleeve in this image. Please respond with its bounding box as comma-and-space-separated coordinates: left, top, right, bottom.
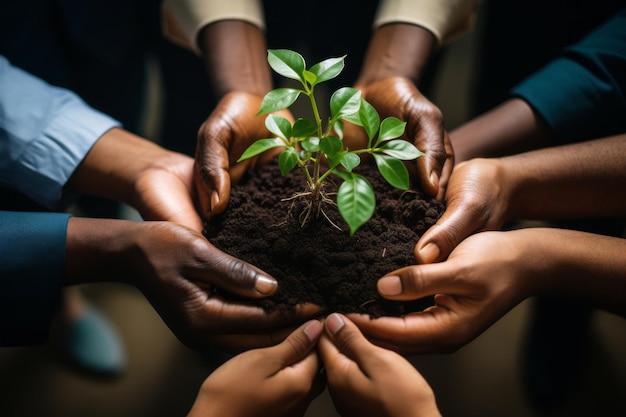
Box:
374, 0, 480, 45
162, 0, 265, 53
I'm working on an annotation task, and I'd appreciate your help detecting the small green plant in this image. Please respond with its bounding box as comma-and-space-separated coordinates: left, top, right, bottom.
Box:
238, 49, 424, 235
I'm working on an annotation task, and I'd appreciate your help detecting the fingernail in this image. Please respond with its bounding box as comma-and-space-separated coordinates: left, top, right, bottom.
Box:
303, 320, 323, 342
419, 242, 440, 263
377, 276, 402, 296
210, 190, 220, 212
326, 313, 345, 335
255, 275, 278, 295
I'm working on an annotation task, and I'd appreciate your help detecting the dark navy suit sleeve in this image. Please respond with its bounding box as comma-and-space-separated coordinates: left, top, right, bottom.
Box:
0, 210, 70, 345
511, 8, 626, 144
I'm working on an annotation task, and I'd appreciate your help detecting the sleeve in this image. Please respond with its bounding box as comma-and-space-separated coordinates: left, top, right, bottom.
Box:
0, 55, 121, 209
510, 9, 626, 145
373, 0, 480, 45
162, 0, 264, 54
0, 211, 70, 346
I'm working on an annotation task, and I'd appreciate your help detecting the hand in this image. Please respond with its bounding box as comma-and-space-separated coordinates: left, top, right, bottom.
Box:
318, 313, 441, 417
65, 218, 322, 351
349, 231, 535, 354
345, 77, 453, 199
67, 127, 204, 232
414, 158, 511, 263
188, 320, 325, 417
194, 91, 291, 219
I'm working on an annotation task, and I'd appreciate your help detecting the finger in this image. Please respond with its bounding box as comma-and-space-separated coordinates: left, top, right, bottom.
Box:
195, 123, 233, 218
262, 320, 323, 372
414, 202, 482, 263
198, 245, 279, 298
347, 307, 468, 354
377, 262, 463, 301
322, 313, 379, 365
411, 116, 448, 198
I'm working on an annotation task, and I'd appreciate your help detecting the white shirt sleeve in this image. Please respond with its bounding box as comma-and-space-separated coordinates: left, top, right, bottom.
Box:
374, 0, 480, 45
162, 0, 265, 54
0, 55, 121, 209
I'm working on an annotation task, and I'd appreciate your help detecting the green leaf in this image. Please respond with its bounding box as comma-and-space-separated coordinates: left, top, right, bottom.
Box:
333, 119, 345, 140
377, 117, 406, 144
330, 87, 361, 120
278, 149, 299, 175
358, 98, 380, 142
292, 118, 317, 137
237, 138, 286, 162
341, 153, 361, 172
303, 70, 317, 86
337, 173, 376, 236
309, 56, 345, 84
340, 110, 362, 126
319, 135, 342, 156
267, 49, 306, 82
258, 88, 301, 115
379, 140, 424, 160
373, 154, 410, 190
265, 114, 292, 141
301, 136, 320, 152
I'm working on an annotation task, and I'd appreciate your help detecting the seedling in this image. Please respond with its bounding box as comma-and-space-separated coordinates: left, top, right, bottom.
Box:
238, 49, 424, 235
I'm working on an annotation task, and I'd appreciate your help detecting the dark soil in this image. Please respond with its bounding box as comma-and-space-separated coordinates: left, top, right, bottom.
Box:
205, 162, 445, 317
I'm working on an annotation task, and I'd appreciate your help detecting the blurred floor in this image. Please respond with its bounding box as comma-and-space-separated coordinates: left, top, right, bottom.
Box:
2, 5, 626, 417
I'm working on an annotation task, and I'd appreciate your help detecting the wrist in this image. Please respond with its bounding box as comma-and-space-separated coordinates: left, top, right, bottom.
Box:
67, 128, 180, 209
65, 217, 140, 286
198, 20, 273, 98
355, 23, 436, 88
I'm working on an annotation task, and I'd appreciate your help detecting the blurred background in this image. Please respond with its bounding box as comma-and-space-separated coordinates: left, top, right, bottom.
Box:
2, 1, 625, 416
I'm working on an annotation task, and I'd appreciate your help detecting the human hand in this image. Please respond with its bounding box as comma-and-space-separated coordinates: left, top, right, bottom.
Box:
188, 320, 325, 417
65, 218, 321, 351
194, 91, 292, 219
318, 313, 441, 417
67, 127, 204, 232
349, 230, 535, 354
414, 158, 512, 263
345, 77, 453, 200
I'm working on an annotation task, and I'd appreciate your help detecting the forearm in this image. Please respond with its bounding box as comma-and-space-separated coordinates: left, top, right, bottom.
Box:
66, 127, 182, 209
354, 23, 437, 87
502, 134, 626, 220
197, 20, 272, 98
449, 98, 553, 162
519, 228, 626, 316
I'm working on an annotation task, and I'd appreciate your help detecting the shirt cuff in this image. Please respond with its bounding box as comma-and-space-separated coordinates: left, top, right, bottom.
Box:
0, 211, 69, 346
162, 0, 265, 54
374, 0, 479, 45
12, 101, 120, 210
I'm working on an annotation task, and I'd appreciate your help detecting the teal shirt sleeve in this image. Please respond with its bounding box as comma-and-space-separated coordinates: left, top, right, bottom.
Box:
511, 9, 626, 144
0, 55, 121, 209
0, 210, 70, 345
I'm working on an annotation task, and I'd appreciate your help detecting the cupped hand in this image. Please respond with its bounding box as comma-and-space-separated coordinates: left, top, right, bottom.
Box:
132, 151, 204, 232
345, 77, 453, 199
414, 158, 512, 263
349, 230, 534, 354
188, 320, 325, 417
66, 218, 321, 351
194, 91, 292, 219
318, 313, 441, 417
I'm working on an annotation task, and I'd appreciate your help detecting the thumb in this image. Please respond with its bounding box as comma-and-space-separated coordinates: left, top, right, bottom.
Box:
197, 242, 279, 298
415, 203, 479, 263
322, 313, 378, 364
268, 320, 323, 369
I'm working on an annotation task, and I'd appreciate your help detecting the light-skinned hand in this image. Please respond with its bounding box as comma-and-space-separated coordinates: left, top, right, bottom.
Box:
187, 320, 325, 417
318, 313, 441, 417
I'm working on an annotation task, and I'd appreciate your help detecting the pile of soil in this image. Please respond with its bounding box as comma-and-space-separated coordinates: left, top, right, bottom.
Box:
205, 162, 445, 317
